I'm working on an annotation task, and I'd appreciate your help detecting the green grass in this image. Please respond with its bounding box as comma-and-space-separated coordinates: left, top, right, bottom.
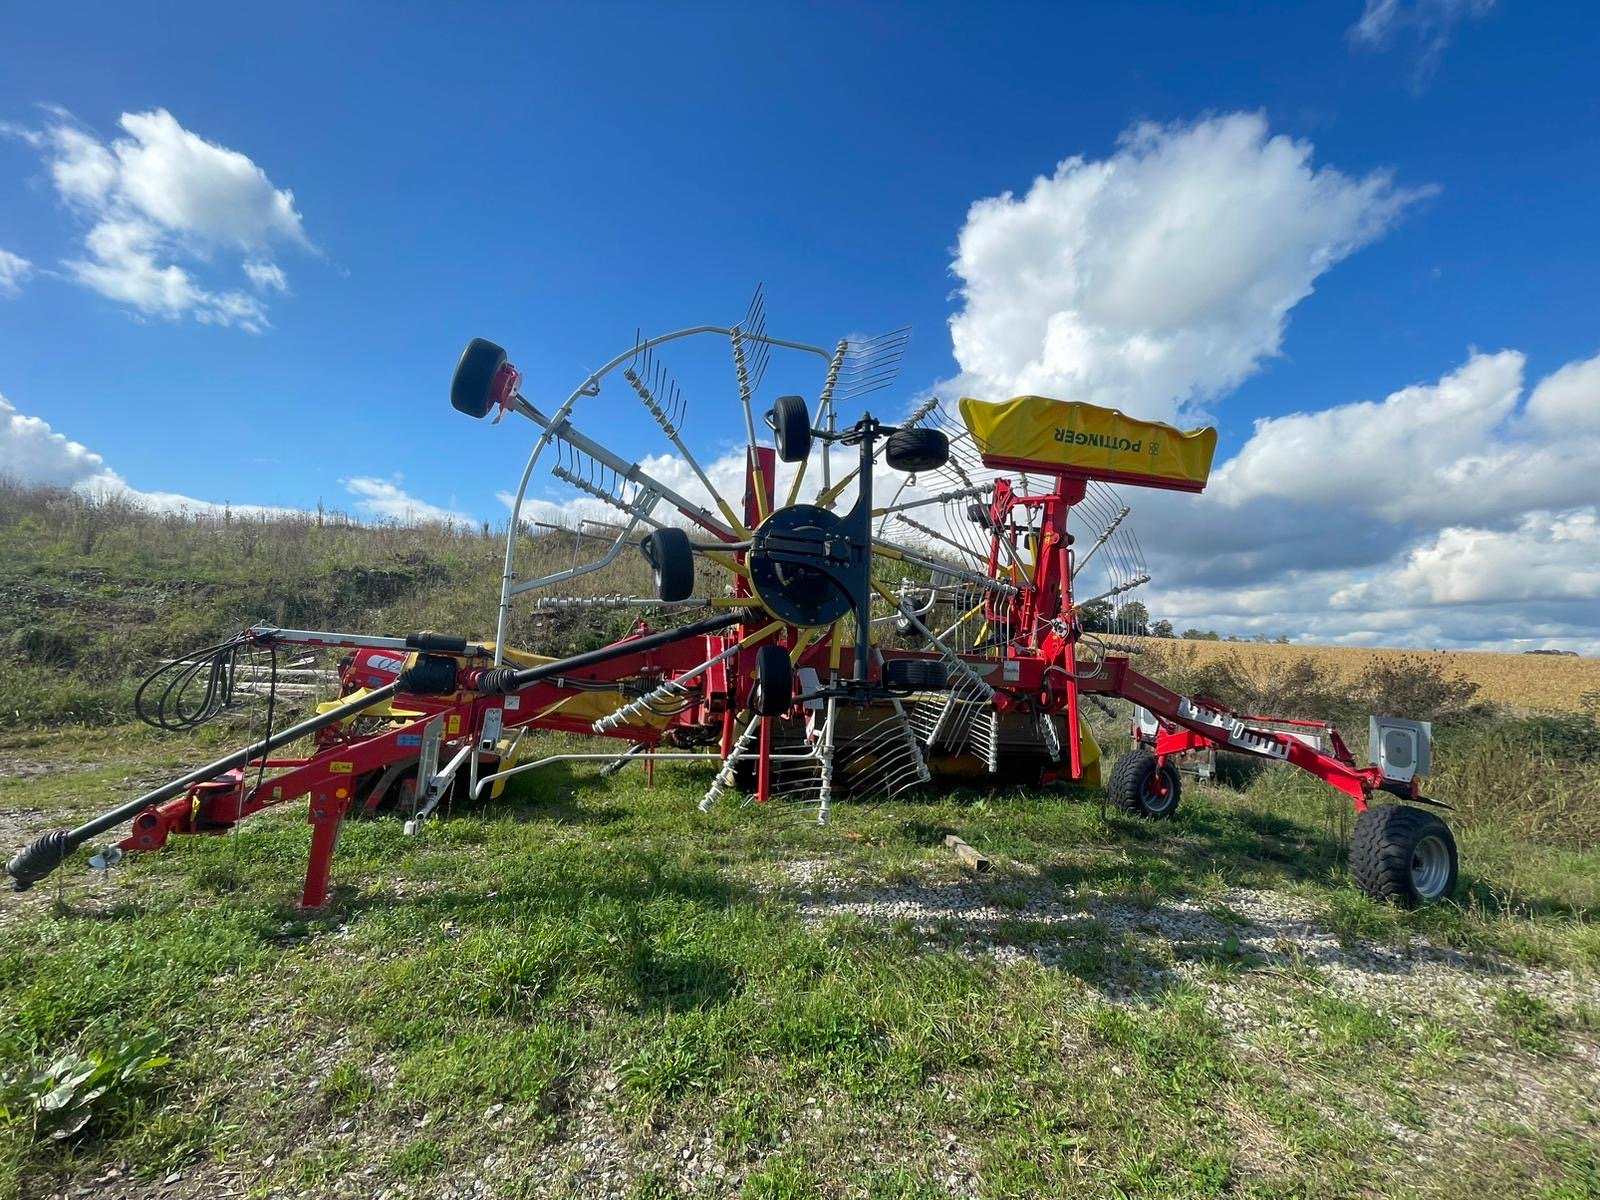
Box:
3, 480, 1597, 1196
1, 724, 1597, 1199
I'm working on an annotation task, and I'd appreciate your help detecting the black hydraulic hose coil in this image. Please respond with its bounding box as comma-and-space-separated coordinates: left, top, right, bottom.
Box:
135, 634, 252, 731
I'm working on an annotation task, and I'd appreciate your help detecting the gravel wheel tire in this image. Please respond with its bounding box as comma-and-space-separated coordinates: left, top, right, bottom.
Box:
883, 657, 949, 691
641, 527, 695, 602
1107, 748, 1181, 820
884, 427, 950, 473
752, 644, 794, 717
451, 338, 507, 418
770, 394, 813, 463
1349, 803, 1458, 907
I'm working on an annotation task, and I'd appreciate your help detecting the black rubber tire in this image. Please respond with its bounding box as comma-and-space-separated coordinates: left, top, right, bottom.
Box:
894, 590, 932, 636
451, 338, 507, 418
752, 644, 794, 717
771, 395, 812, 463
640, 527, 695, 602
883, 657, 949, 691
884, 427, 949, 473
1106, 748, 1181, 820
1349, 804, 1458, 907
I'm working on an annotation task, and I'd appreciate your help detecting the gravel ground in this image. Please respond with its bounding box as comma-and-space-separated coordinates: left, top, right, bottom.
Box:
783, 860, 1600, 1035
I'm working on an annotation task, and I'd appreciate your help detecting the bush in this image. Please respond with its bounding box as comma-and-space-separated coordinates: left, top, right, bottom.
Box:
1137, 644, 1355, 723
1355, 656, 1483, 723
1517, 712, 1600, 764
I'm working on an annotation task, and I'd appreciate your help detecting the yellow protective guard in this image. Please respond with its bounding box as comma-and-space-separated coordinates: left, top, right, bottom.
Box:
1077, 713, 1102, 789
959, 396, 1217, 492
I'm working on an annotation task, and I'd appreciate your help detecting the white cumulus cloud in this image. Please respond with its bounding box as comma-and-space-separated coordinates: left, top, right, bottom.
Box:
1, 393, 114, 487
243, 260, 289, 293
1333, 509, 1600, 609
0, 391, 294, 515
0, 392, 474, 523
343, 477, 475, 526
1212, 349, 1600, 526
945, 112, 1428, 422
934, 112, 1597, 653
1526, 352, 1600, 432
1132, 348, 1600, 652
11, 107, 309, 331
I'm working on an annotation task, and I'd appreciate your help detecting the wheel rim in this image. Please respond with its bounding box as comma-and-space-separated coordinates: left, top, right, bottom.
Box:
1410, 834, 1452, 900
1142, 771, 1174, 814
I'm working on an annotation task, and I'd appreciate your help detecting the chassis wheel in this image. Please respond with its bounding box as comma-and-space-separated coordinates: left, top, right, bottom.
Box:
641, 527, 695, 602
451, 338, 507, 418
1350, 804, 1458, 907
884, 657, 948, 691
752, 644, 793, 716
770, 394, 812, 463
1107, 748, 1180, 819
884, 427, 949, 473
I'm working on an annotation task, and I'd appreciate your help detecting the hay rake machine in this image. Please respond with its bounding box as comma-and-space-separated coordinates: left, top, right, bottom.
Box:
6, 291, 1460, 908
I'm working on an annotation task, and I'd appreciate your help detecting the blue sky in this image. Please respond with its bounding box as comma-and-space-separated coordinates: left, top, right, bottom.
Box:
2, 2, 1598, 651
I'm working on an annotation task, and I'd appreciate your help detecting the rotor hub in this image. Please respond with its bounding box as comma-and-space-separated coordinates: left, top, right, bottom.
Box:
748, 503, 857, 627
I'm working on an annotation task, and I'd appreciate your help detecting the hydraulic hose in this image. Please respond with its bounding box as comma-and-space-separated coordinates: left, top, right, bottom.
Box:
134, 634, 253, 731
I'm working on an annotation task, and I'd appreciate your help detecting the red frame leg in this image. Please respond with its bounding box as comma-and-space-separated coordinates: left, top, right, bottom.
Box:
757, 717, 772, 803
301, 790, 350, 909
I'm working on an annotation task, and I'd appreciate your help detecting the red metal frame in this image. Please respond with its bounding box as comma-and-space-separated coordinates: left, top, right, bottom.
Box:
104, 444, 1400, 907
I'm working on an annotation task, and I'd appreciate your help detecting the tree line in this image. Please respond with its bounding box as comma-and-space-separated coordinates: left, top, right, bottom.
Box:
1075, 597, 1290, 643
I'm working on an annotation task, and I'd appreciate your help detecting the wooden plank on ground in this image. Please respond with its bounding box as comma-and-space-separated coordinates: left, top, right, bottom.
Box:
943, 834, 990, 873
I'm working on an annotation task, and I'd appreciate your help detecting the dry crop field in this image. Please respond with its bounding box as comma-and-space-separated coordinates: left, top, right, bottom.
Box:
1128, 638, 1599, 714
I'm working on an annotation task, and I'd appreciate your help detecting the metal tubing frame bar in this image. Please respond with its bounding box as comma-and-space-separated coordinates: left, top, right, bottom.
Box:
520, 403, 733, 537
1077, 574, 1153, 608
508, 499, 656, 596
492, 325, 832, 665
248, 626, 488, 655
412, 741, 475, 824
872, 484, 990, 519
627, 366, 747, 535
471, 748, 822, 799
873, 535, 1021, 597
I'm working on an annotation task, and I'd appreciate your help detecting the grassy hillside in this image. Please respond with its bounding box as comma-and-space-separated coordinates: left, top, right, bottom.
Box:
3, 480, 1595, 726
0, 481, 686, 728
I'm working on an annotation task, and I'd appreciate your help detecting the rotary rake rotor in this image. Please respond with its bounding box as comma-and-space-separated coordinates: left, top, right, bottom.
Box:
6, 289, 1462, 910
455, 287, 995, 820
